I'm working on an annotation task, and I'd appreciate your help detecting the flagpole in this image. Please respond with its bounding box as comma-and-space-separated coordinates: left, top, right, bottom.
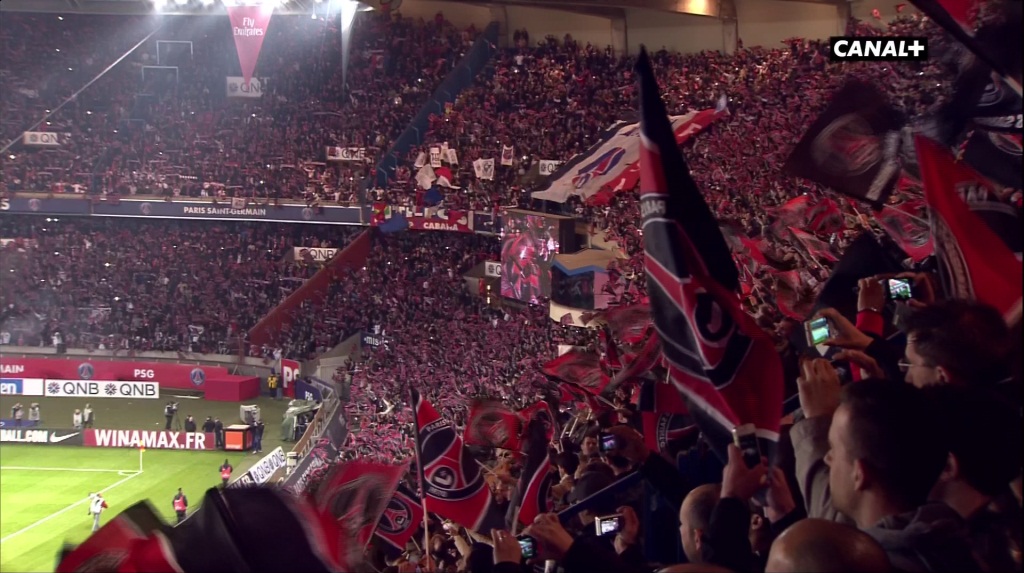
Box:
409, 390, 435, 573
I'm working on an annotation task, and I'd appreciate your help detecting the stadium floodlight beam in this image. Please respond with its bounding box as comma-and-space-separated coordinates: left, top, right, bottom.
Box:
337, 0, 359, 96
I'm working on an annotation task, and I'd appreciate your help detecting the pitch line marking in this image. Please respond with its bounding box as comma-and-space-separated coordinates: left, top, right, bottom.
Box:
0, 470, 142, 544
0, 466, 136, 473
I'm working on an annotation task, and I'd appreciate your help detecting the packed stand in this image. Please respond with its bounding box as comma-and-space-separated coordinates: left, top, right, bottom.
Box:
0, 217, 358, 353
1, 11, 477, 202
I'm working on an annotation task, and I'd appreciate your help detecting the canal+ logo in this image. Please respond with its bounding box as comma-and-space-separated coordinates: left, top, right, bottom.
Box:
829, 37, 928, 62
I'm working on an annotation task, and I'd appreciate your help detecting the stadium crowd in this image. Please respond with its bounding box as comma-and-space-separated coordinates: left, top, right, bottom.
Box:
1, 5, 1020, 573
0, 218, 358, 353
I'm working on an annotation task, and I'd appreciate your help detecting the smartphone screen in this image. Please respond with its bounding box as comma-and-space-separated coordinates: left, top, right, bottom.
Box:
887, 278, 913, 301
596, 515, 622, 536
807, 317, 831, 346
518, 536, 536, 559
732, 424, 762, 469
599, 433, 617, 453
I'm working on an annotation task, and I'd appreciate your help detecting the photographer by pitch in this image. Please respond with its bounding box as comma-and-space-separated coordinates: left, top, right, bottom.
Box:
164, 401, 181, 431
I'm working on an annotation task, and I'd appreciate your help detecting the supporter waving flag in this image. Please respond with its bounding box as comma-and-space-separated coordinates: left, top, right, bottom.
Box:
515, 420, 557, 526
915, 135, 1023, 321
601, 303, 653, 345
541, 349, 610, 395
373, 484, 425, 559
635, 48, 784, 461
411, 390, 503, 533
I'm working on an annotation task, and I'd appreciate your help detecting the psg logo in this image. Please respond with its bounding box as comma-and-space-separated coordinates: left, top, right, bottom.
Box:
301, 207, 313, 221
811, 113, 881, 178
27, 198, 41, 212
377, 497, 412, 534
189, 368, 205, 387
78, 362, 94, 380
139, 202, 153, 216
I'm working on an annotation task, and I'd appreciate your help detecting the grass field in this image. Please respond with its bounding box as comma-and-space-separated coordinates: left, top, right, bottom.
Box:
0, 393, 293, 572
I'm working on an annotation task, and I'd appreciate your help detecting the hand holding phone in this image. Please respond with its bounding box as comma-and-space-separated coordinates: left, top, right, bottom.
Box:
805, 316, 833, 347
594, 514, 623, 536
517, 535, 536, 559
885, 277, 914, 301
731, 423, 762, 469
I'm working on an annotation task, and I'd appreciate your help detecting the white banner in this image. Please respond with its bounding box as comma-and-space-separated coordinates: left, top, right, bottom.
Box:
500, 145, 515, 166
414, 151, 428, 168
531, 109, 720, 203
326, 146, 366, 162
226, 76, 264, 98
22, 132, 61, 147
429, 147, 442, 168
446, 148, 459, 165
416, 165, 436, 189
293, 247, 338, 262
539, 160, 562, 176
230, 197, 247, 210
43, 380, 160, 399
0, 378, 44, 396
484, 261, 502, 278
228, 446, 286, 488
473, 158, 495, 181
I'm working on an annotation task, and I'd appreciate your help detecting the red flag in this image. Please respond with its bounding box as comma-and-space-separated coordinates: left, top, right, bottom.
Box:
789, 227, 839, 262
517, 453, 556, 526
935, 0, 978, 29
541, 349, 609, 395
605, 331, 662, 396
915, 136, 1023, 319
876, 200, 934, 262
226, 5, 274, 85
312, 460, 407, 548
374, 484, 424, 558
602, 303, 653, 345
518, 401, 556, 441
637, 50, 784, 456
465, 399, 524, 451
411, 391, 500, 531
637, 381, 696, 454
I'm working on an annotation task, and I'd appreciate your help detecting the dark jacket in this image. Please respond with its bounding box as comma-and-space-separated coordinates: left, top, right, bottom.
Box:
561, 535, 650, 573
865, 502, 983, 573
702, 496, 807, 572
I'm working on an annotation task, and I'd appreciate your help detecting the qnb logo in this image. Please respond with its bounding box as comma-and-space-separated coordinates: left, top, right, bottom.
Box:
829, 37, 928, 62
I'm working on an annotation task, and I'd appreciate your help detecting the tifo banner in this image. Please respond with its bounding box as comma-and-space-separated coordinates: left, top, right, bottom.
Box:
22, 131, 61, 147
0, 428, 84, 446
43, 380, 160, 399
370, 204, 474, 233
326, 147, 367, 162
0, 378, 45, 396
85, 429, 216, 450
484, 261, 501, 278
229, 447, 287, 488
226, 4, 274, 85
294, 247, 339, 262
0, 358, 226, 391
225, 76, 264, 98
532, 108, 722, 203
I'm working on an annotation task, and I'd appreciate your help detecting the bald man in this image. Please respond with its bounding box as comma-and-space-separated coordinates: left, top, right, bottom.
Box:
765, 518, 891, 573
679, 484, 720, 564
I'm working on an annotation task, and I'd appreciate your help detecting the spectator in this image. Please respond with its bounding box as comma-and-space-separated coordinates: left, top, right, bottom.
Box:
73, 408, 83, 429
765, 518, 891, 572
793, 364, 982, 571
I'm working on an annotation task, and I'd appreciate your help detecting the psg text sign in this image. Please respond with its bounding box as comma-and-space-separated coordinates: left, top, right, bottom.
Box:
44, 380, 160, 399
829, 37, 928, 62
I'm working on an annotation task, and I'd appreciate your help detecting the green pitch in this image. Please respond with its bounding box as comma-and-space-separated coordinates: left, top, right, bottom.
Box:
0, 446, 251, 572
0, 394, 293, 572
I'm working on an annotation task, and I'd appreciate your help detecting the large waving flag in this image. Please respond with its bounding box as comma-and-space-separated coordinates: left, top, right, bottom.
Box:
411, 390, 503, 532
464, 399, 525, 451
515, 420, 558, 526
915, 135, 1023, 321
311, 460, 408, 559
635, 48, 784, 459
